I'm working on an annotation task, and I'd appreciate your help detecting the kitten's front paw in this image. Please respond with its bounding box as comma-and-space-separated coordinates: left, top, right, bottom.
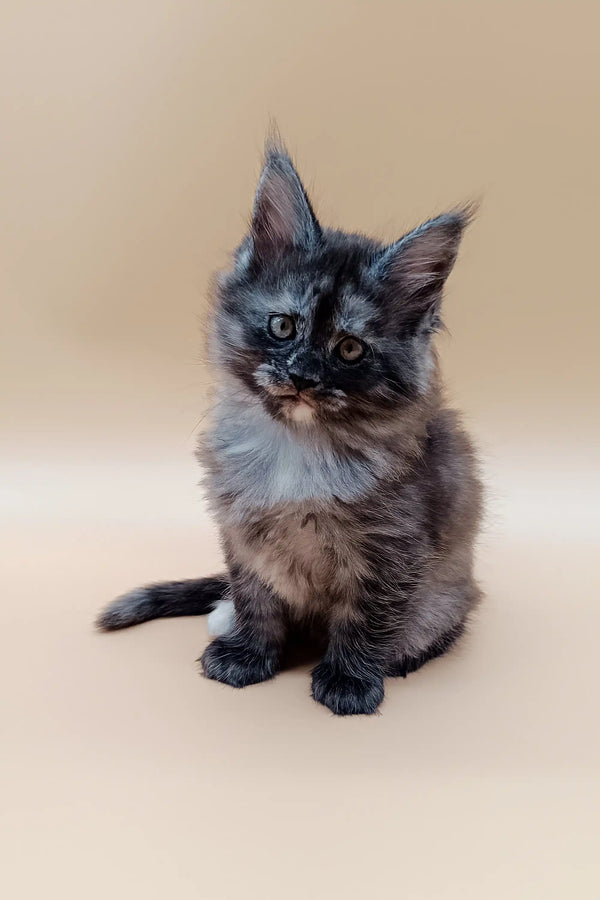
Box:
200, 637, 278, 688
311, 661, 384, 716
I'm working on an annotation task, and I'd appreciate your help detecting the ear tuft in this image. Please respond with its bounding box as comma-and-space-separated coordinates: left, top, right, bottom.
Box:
250, 140, 320, 261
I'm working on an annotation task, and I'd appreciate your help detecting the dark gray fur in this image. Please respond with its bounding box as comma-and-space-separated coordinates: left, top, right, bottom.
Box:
97, 140, 483, 716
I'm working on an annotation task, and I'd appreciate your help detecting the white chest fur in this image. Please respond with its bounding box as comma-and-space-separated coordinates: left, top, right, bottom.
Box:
207, 397, 380, 518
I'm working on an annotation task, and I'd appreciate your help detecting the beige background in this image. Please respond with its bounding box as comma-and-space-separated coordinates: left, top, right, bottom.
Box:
1, 1, 599, 898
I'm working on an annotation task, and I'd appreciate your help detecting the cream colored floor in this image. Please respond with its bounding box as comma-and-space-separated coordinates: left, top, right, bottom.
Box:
2, 449, 598, 899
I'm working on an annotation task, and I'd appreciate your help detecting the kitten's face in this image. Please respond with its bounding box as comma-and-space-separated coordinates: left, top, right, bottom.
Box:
215, 238, 430, 426
212, 144, 469, 429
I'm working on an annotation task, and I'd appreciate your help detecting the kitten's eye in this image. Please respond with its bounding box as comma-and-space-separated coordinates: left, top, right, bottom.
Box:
336, 336, 365, 363
268, 314, 296, 340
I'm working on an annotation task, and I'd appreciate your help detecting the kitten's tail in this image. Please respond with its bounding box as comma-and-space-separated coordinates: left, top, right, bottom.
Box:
95, 576, 228, 631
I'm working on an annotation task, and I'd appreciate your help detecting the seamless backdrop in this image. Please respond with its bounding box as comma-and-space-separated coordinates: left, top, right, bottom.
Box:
1, 2, 599, 898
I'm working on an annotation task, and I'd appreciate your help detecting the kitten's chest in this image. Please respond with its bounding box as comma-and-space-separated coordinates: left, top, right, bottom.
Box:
228, 506, 364, 610
205, 402, 373, 607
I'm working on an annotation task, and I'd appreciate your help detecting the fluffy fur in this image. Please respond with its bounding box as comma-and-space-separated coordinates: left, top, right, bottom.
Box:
97, 141, 483, 716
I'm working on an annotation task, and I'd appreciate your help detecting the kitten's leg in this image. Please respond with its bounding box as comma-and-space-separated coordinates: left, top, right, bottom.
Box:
385, 576, 480, 677
311, 603, 388, 716
386, 621, 465, 678
200, 565, 286, 688
96, 576, 227, 631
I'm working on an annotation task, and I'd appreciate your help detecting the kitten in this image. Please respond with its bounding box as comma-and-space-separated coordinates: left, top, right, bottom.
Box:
97, 141, 483, 716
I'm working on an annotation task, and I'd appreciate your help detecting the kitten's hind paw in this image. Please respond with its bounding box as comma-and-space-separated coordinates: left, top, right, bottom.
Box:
200, 637, 279, 688
311, 661, 384, 716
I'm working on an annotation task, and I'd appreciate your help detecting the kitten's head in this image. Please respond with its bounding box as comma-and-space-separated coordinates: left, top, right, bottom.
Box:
212, 142, 472, 429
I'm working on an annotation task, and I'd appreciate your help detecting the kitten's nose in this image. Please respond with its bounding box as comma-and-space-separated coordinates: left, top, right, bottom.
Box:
289, 372, 318, 392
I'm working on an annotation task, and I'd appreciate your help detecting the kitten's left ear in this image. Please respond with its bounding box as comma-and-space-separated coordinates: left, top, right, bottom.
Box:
249, 142, 321, 262
375, 206, 475, 328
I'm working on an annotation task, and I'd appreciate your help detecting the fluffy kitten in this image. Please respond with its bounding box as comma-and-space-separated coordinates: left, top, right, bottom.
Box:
97, 142, 483, 716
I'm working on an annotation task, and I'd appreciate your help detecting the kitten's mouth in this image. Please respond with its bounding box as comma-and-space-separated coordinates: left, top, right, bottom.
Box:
258, 378, 346, 423
273, 390, 319, 423
279, 394, 316, 406
267, 385, 318, 406
261, 383, 347, 422
281, 392, 317, 408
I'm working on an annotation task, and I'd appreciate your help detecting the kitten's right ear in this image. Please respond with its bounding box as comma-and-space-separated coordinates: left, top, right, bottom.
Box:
249, 142, 321, 262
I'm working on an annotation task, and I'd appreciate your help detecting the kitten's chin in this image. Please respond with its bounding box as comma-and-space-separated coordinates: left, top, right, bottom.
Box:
282, 398, 315, 425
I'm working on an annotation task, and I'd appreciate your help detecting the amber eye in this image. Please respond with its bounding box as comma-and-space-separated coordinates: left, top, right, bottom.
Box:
336, 336, 365, 363
268, 314, 296, 340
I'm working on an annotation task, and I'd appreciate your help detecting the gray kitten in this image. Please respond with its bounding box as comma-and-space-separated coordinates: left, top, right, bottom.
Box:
97, 142, 483, 716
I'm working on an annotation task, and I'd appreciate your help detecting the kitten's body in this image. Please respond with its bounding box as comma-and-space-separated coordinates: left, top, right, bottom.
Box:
98, 143, 483, 715
202, 387, 480, 667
